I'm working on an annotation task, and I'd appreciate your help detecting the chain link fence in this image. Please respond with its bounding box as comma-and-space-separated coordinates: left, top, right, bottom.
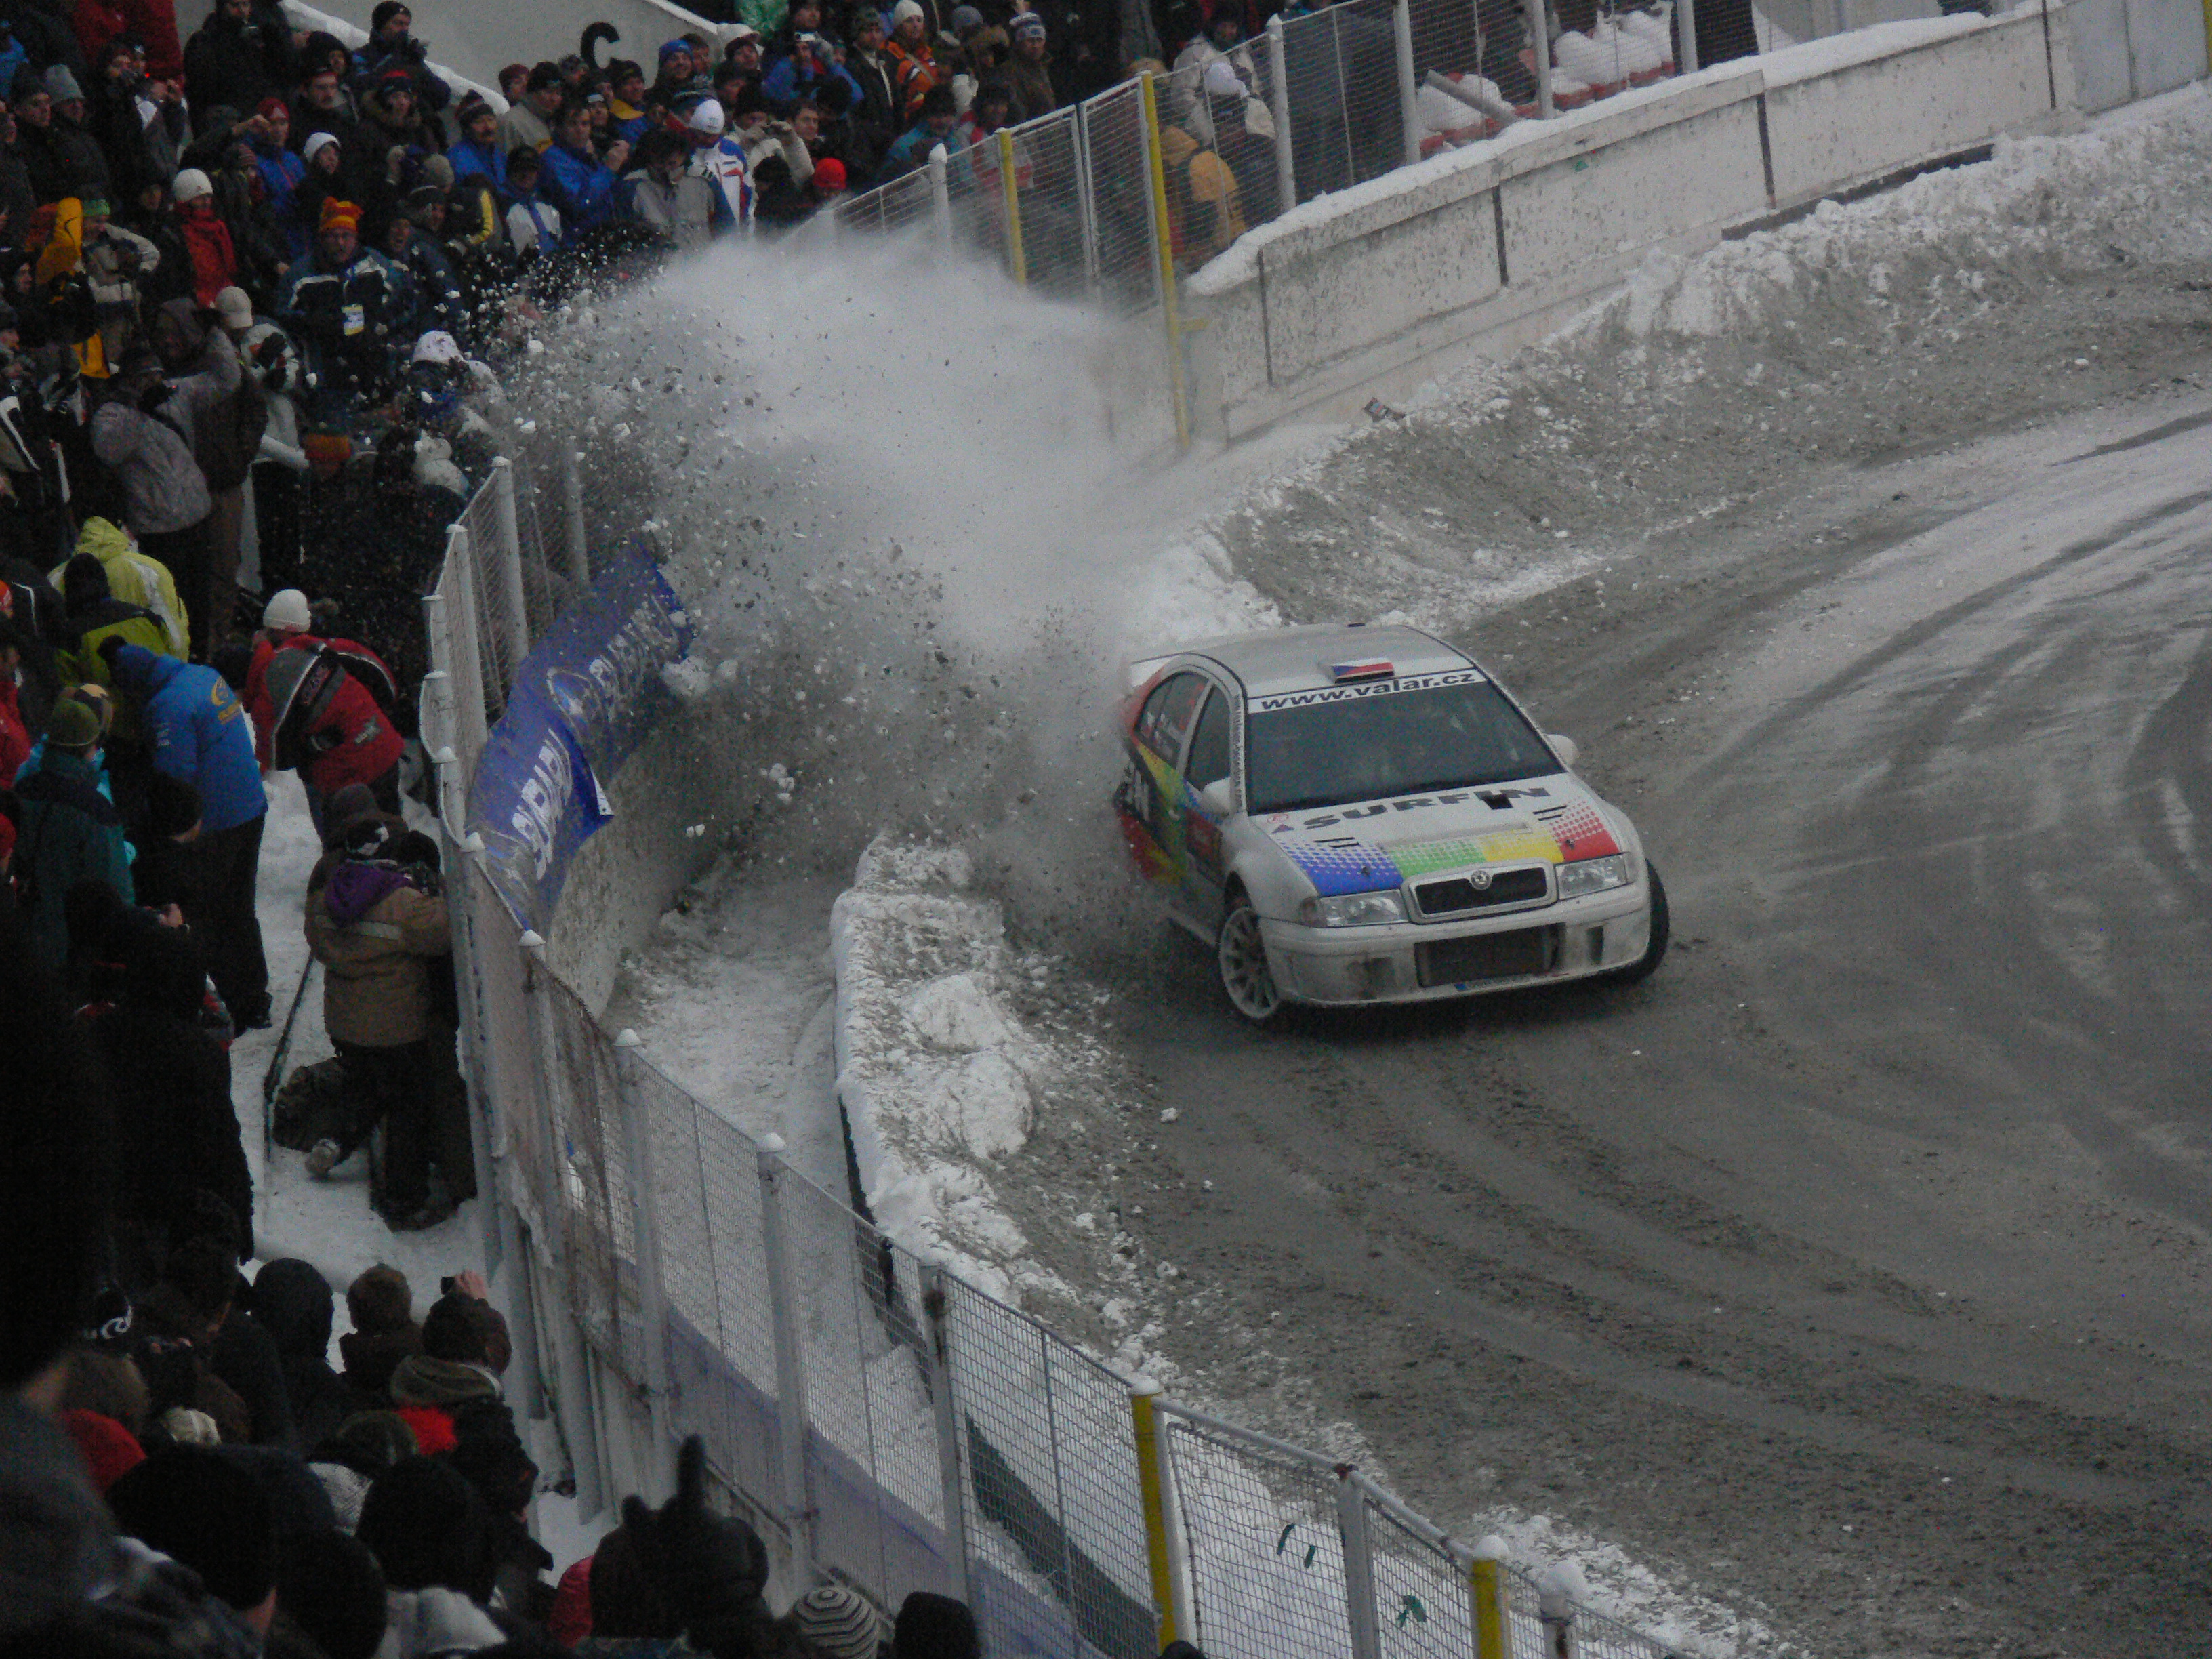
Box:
417, 457, 1687, 1659
828, 0, 1703, 287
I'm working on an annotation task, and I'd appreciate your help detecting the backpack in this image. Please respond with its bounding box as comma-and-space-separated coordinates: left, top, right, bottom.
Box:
323, 639, 398, 710
264, 642, 347, 771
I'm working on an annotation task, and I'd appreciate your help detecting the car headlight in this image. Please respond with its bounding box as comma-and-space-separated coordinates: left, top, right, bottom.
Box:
1556, 853, 1634, 899
1298, 890, 1407, 927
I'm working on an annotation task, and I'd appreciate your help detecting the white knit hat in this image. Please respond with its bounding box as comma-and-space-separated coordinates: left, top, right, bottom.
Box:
891, 0, 925, 24
686, 98, 725, 135
171, 167, 213, 203
263, 588, 312, 632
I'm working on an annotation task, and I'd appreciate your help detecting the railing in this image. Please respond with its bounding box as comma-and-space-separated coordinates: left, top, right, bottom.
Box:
414, 448, 1679, 1658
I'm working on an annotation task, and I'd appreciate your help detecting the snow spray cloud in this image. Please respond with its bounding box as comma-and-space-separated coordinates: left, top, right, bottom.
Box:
520, 234, 1176, 947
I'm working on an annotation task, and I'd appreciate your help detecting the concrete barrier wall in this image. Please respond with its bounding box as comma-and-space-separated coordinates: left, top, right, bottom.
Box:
1187, 2, 2074, 440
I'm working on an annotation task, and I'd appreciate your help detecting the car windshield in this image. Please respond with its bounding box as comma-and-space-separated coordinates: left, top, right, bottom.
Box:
1244, 680, 1559, 813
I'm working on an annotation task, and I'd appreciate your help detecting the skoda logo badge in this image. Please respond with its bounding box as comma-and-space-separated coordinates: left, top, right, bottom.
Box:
1469, 869, 1492, 890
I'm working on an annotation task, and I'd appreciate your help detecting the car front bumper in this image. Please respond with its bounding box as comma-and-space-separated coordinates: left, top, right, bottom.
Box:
1259, 885, 1652, 1005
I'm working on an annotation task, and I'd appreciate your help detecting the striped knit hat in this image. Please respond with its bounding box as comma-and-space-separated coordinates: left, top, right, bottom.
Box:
792, 1584, 882, 1659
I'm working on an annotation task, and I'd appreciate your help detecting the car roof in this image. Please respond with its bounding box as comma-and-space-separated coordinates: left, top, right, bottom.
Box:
1144, 623, 1476, 699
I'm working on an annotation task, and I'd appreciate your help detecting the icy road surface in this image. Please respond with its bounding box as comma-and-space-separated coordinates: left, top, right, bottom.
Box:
1124, 392, 2212, 1659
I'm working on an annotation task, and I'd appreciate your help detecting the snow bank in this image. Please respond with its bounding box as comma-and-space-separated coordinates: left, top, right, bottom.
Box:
831, 836, 1067, 1303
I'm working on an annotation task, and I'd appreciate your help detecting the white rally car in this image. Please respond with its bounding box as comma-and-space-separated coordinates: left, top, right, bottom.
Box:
1113, 622, 1667, 1021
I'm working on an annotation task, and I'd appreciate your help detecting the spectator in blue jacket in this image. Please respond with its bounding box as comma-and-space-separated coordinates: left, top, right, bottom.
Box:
104, 640, 271, 1028
249, 98, 308, 257
759, 32, 863, 118
449, 91, 506, 192
539, 98, 630, 236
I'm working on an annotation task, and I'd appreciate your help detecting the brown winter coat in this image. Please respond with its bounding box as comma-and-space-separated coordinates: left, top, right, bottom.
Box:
305, 869, 451, 1046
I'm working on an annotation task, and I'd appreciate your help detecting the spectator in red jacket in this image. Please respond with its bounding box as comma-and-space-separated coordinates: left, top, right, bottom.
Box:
0, 619, 31, 783
243, 588, 404, 838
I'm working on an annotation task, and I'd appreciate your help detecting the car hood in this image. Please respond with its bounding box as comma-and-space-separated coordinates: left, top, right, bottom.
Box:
1247, 775, 1624, 896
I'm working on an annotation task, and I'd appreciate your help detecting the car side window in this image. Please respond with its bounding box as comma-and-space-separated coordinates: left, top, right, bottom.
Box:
1136, 672, 1207, 763
1185, 688, 1231, 792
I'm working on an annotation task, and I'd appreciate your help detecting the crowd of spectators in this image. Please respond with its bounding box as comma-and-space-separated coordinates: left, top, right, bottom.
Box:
0, 3, 1304, 1653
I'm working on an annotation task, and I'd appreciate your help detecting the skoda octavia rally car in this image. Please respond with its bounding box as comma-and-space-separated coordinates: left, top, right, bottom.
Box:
1114, 623, 1667, 1021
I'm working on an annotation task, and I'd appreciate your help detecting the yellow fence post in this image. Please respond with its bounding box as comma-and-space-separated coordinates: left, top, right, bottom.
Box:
1468, 1536, 1510, 1659
1130, 1378, 1182, 1650
1138, 70, 1191, 453
998, 128, 1027, 285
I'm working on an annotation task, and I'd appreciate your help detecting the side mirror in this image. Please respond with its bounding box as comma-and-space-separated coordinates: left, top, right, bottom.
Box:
1197, 777, 1237, 817
1547, 735, 1578, 769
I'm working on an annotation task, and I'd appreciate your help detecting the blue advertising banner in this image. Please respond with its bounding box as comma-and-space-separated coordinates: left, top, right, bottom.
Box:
468, 539, 694, 932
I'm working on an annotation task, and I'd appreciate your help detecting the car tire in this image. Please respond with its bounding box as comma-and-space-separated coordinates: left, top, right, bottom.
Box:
1607, 861, 1669, 985
1216, 895, 1282, 1023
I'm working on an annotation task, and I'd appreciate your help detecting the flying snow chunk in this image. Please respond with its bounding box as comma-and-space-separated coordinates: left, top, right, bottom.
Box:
660, 655, 712, 702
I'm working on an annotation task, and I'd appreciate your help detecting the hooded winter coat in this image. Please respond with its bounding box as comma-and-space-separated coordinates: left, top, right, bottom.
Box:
12, 743, 131, 969
252, 1258, 357, 1452
55, 553, 172, 703
89, 389, 211, 535
48, 516, 190, 655
108, 642, 267, 834
305, 854, 451, 1046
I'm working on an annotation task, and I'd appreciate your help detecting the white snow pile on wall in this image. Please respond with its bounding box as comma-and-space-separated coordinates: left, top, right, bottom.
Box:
831, 836, 1088, 1305
1589, 87, 2212, 347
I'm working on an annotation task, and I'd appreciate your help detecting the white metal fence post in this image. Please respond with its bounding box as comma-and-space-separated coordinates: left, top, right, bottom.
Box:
919, 1265, 972, 1602
927, 143, 952, 243
1392, 0, 1423, 166
1677, 0, 1701, 73
519, 928, 609, 1519
756, 1134, 815, 1580
1267, 14, 1297, 211
489, 456, 531, 687
611, 1029, 676, 1493
1071, 102, 1103, 292
1526, 0, 1556, 113
561, 450, 590, 586
1536, 1561, 1584, 1658
1336, 1470, 1385, 1659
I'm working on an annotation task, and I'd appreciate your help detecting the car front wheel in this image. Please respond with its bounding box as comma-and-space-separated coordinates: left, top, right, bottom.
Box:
1607, 861, 1669, 985
1216, 897, 1282, 1023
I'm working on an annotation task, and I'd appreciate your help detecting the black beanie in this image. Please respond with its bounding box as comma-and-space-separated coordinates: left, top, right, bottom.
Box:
895, 1592, 981, 1659
108, 1446, 278, 1613
277, 1528, 387, 1659
371, 1, 409, 32
143, 771, 202, 840
356, 1455, 493, 1599
62, 551, 109, 610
